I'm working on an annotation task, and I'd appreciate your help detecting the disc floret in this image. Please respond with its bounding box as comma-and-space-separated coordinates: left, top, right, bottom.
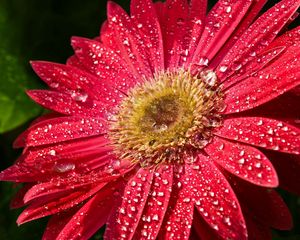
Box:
109, 69, 225, 167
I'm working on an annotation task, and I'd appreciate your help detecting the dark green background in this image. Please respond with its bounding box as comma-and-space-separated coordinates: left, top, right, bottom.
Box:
0, 0, 299, 239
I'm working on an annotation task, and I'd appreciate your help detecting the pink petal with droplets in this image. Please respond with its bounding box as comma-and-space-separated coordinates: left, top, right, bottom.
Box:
210, 0, 268, 68
27, 90, 110, 118
106, 1, 153, 78
217, 0, 300, 81
237, 92, 300, 121
42, 207, 80, 240
159, 0, 189, 69
222, 26, 300, 89
134, 165, 173, 240
192, 210, 222, 240
55, 182, 122, 240
130, 0, 164, 71
14, 116, 107, 147
71, 37, 139, 91
184, 0, 207, 65
192, 0, 252, 64
224, 53, 300, 114
206, 137, 278, 187
104, 168, 153, 240
189, 154, 247, 240
158, 165, 194, 240
223, 29, 300, 111
31, 61, 121, 105
222, 46, 286, 90
66, 55, 85, 69
215, 117, 300, 154
17, 183, 105, 225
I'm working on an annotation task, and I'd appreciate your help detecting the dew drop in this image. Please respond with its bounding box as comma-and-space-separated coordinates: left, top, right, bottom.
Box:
54, 163, 75, 173
71, 91, 88, 102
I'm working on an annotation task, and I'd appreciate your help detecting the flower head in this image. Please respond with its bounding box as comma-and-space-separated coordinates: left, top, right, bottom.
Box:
1, 0, 300, 239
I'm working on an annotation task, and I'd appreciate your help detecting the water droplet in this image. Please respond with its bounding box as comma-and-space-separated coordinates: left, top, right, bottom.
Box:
200, 70, 217, 86
71, 90, 88, 102
49, 149, 56, 156
219, 65, 228, 73
225, 6, 232, 13
54, 163, 75, 173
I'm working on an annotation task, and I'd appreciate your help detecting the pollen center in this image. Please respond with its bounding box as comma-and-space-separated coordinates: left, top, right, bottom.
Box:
109, 69, 225, 167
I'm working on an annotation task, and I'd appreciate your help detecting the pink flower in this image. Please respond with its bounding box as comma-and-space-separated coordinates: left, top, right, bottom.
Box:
1, 0, 300, 239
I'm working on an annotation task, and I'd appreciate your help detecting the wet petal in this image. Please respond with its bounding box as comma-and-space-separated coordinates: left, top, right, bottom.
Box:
193, 0, 253, 63
133, 166, 173, 240
17, 183, 105, 225
158, 165, 194, 240
104, 168, 153, 240
184, 0, 207, 65
159, 0, 189, 69
71, 37, 139, 92
215, 117, 300, 154
210, 0, 268, 67
42, 208, 80, 240
106, 1, 153, 77
27, 90, 109, 117
31, 61, 121, 104
189, 154, 247, 240
232, 178, 293, 230
14, 116, 107, 147
223, 33, 300, 113
130, 0, 164, 71
192, 210, 222, 240
55, 182, 121, 240
206, 137, 278, 187
217, 0, 300, 81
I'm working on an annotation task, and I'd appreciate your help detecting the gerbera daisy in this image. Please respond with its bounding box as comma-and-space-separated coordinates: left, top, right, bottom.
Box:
1, 0, 300, 239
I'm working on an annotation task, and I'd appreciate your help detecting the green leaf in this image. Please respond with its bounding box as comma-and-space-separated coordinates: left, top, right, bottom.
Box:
0, 49, 42, 133
0, 1, 42, 133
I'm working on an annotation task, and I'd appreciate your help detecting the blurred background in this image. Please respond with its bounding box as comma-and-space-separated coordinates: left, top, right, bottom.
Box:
0, 0, 299, 239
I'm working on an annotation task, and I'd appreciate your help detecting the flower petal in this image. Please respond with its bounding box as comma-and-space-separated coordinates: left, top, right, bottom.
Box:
133, 166, 173, 240
245, 214, 272, 240
158, 165, 194, 240
130, 0, 164, 71
217, 0, 300, 81
42, 208, 80, 240
14, 116, 107, 147
17, 183, 105, 225
27, 90, 109, 117
55, 182, 122, 240
215, 117, 300, 154
192, 0, 253, 64
104, 168, 153, 240
71, 37, 139, 92
223, 44, 300, 113
232, 177, 293, 230
190, 154, 247, 240
184, 0, 207, 65
106, 1, 153, 77
210, 0, 268, 67
192, 210, 222, 240
159, 0, 189, 69
267, 151, 300, 195
206, 137, 278, 187
31, 61, 121, 104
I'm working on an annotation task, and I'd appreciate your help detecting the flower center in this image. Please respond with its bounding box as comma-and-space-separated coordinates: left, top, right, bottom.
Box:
109, 69, 225, 167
